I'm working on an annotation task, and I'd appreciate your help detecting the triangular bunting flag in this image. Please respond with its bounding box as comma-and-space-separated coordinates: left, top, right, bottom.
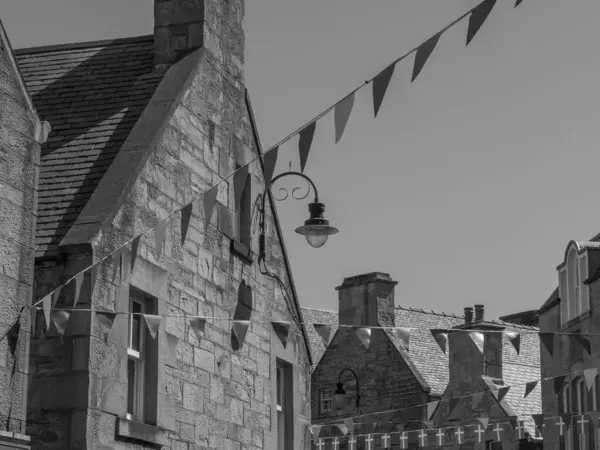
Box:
431, 329, 448, 354
90, 264, 99, 297
95, 311, 117, 342
154, 221, 167, 261
531, 414, 544, 432
262, 146, 278, 187
233, 164, 250, 208
412, 33, 441, 82
203, 186, 218, 230
524, 381, 537, 398
51, 310, 70, 336
232, 320, 251, 347
334, 93, 355, 144
314, 324, 333, 347
505, 331, 521, 355
448, 398, 460, 415
539, 333, 554, 356
554, 375, 566, 394
298, 121, 316, 173
143, 314, 161, 340
507, 416, 518, 431
466, 0, 497, 46
354, 327, 372, 351
310, 425, 323, 438
131, 235, 141, 271
189, 317, 207, 343
390, 327, 410, 350
111, 248, 122, 280
472, 391, 485, 408
583, 368, 598, 390
372, 63, 395, 118
494, 386, 510, 402
72, 274, 83, 308
6, 320, 20, 357
477, 417, 489, 429
423, 420, 434, 429
180, 203, 193, 245
52, 285, 62, 308
515, 0, 523, 6
468, 331, 484, 354
336, 424, 349, 436
271, 321, 291, 348
561, 414, 572, 429
343, 417, 354, 435
427, 401, 439, 419
573, 334, 591, 355
42, 295, 52, 331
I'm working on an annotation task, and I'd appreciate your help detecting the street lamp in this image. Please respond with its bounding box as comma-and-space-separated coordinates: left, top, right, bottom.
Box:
260, 171, 339, 249
334, 368, 360, 409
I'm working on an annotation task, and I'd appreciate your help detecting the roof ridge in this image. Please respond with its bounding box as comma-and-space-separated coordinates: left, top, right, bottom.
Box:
14, 34, 153, 55
300, 306, 337, 314
396, 305, 465, 319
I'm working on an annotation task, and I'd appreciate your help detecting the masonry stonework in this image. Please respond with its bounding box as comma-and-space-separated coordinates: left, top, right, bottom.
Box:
24, 1, 311, 449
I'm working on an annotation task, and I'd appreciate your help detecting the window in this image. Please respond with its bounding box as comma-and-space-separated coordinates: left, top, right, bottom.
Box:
559, 247, 590, 324
276, 360, 293, 450
127, 290, 158, 424
235, 163, 252, 248
320, 388, 333, 414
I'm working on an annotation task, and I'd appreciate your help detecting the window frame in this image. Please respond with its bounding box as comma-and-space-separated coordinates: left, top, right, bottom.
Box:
127, 294, 147, 422
319, 388, 333, 414
275, 359, 293, 450
559, 247, 590, 325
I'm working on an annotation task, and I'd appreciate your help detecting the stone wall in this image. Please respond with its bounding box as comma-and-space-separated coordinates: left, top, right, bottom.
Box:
0, 28, 39, 446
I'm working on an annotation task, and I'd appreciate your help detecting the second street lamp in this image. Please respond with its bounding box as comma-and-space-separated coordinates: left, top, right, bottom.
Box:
334, 368, 360, 409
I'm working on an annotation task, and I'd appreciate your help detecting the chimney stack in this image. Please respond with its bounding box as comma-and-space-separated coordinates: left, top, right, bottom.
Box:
464, 307, 473, 325
474, 304, 485, 322
336, 272, 398, 327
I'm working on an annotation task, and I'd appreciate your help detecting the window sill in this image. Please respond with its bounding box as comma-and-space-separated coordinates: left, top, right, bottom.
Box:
560, 310, 591, 331
231, 240, 253, 264
116, 418, 168, 447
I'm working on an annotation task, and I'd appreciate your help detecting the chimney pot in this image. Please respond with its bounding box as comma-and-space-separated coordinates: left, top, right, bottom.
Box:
474, 304, 485, 321
464, 307, 474, 324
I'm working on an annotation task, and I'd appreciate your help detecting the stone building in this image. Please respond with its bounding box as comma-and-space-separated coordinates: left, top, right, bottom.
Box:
537, 239, 600, 450
0, 20, 49, 450
303, 272, 541, 449
430, 305, 542, 449
6, 1, 314, 449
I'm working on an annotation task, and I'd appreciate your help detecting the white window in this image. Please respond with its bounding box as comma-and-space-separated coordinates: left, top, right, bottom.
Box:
575, 378, 585, 413
127, 290, 157, 423
276, 360, 292, 450
559, 247, 590, 324
320, 388, 333, 414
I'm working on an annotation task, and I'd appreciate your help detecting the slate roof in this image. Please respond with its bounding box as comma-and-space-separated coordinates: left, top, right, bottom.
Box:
13, 35, 163, 257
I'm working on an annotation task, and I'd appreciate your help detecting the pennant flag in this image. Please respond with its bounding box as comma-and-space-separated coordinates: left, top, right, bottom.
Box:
314, 324, 333, 347
524, 381, 537, 398
468, 331, 484, 354
6, 319, 20, 357
426, 401, 439, 419
466, 0, 497, 46
531, 414, 544, 432
539, 333, 554, 356
515, 0, 523, 6
423, 420, 434, 429
372, 63, 395, 118
232, 320, 250, 346
494, 386, 510, 402
560, 414, 571, 430
412, 33, 441, 82
51, 310, 70, 336
310, 425, 323, 438
298, 121, 316, 173
573, 334, 591, 355
131, 235, 141, 271
505, 331, 521, 355
472, 391, 484, 408
507, 416, 518, 433
583, 368, 598, 390
448, 398, 460, 415
42, 295, 52, 331
233, 164, 250, 208
355, 327, 372, 351
189, 317, 207, 343
390, 327, 410, 350
143, 314, 161, 340
337, 424, 349, 436
431, 329, 448, 354
95, 311, 117, 342
271, 321, 291, 348
52, 285, 62, 308
554, 375, 566, 394
154, 221, 167, 260
72, 273, 84, 307
90, 264, 99, 297
111, 248, 122, 280
477, 417, 489, 429
334, 93, 355, 144
263, 146, 278, 187
343, 417, 354, 435
203, 186, 218, 230
181, 203, 193, 245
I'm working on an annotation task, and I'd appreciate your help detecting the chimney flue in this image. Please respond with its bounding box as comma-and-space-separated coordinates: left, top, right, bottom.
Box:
474, 304, 485, 321
464, 307, 474, 324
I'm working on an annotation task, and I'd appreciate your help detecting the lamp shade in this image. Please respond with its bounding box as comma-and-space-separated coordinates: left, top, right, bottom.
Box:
334, 382, 347, 409
294, 202, 338, 248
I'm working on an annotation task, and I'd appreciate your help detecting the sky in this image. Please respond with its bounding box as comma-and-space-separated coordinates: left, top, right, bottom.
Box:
4, 0, 600, 321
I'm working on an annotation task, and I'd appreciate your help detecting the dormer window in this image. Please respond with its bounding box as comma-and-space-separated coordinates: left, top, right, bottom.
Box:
558, 244, 590, 325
